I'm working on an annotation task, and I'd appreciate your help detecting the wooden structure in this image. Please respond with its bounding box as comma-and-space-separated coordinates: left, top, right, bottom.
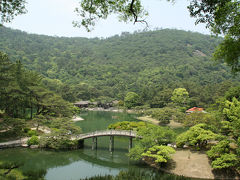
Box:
186, 107, 206, 114
74, 101, 91, 108
74, 130, 139, 152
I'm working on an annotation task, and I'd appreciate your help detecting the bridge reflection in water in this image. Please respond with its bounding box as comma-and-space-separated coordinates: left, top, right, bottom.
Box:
73, 130, 139, 152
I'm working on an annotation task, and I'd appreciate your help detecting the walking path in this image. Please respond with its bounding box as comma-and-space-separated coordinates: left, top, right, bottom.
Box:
137, 116, 184, 128
167, 150, 214, 179
165, 149, 240, 179
0, 137, 29, 149
137, 116, 159, 125
167, 120, 183, 128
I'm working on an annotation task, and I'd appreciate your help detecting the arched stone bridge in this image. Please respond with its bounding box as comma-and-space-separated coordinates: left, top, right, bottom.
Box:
74, 130, 140, 152
76, 130, 138, 139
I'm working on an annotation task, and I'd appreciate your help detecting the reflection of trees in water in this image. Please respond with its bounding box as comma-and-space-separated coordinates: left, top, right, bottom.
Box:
23, 169, 47, 179
0, 147, 132, 177
0, 148, 82, 174
0, 147, 190, 179
79, 150, 130, 169
0, 161, 46, 179
81, 168, 191, 180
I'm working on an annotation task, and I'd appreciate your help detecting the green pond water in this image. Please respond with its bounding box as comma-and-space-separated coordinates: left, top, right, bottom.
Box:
0, 111, 190, 180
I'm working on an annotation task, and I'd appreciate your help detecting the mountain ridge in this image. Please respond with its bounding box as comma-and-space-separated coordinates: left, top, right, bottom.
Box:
0, 26, 238, 106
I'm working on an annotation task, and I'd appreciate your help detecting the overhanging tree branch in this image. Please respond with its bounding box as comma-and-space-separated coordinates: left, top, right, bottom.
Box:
129, 0, 148, 26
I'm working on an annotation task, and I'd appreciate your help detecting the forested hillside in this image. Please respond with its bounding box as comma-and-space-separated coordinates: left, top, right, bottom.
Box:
0, 27, 239, 107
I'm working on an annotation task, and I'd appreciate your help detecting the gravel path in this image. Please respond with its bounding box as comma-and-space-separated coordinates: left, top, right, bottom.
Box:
166, 149, 240, 179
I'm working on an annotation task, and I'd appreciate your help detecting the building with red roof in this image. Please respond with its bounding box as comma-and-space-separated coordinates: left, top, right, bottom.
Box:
186, 107, 206, 114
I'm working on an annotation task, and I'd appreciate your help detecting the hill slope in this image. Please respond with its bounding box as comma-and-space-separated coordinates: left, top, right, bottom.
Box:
0, 27, 238, 106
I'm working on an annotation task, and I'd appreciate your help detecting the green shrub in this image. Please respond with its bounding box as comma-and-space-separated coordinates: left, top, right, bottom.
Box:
176, 124, 218, 149
118, 100, 124, 107
149, 107, 176, 124
207, 140, 230, 159
27, 135, 39, 146
108, 121, 146, 131
124, 92, 142, 109
23, 127, 30, 133
39, 131, 79, 150
27, 130, 37, 137
211, 154, 238, 169
72, 106, 81, 115
176, 132, 188, 148
142, 145, 176, 164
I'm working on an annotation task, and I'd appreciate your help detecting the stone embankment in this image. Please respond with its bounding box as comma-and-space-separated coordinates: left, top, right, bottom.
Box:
86, 107, 124, 112
0, 138, 29, 149
72, 116, 84, 122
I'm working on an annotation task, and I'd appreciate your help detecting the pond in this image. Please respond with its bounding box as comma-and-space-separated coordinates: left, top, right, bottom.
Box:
0, 111, 192, 180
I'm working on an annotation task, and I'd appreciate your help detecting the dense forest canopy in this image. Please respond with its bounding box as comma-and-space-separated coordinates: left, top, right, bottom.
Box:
0, 0, 239, 72
77, 0, 240, 72
0, 2, 240, 178
0, 26, 239, 107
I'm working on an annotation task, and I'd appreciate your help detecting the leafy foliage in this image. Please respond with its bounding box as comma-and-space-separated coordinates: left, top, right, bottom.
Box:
0, 0, 239, 73
183, 112, 222, 132
142, 145, 175, 164
27, 130, 37, 137
150, 89, 172, 108
39, 129, 78, 150
137, 124, 176, 147
107, 120, 174, 160
0, 0, 26, 25
128, 123, 176, 161
108, 121, 146, 131
0, 51, 77, 140
128, 145, 145, 161
73, 0, 240, 72
0, 161, 26, 180
27, 135, 39, 146
0, 27, 239, 107
74, 0, 149, 31
0, 51, 74, 120
223, 97, 240, 139
171, 88, 189, 107
207, 140, 230, 160
213, 35, 240, 73
150, 107, 176, 124
188, 0, 239, 36
124, 92, 142, 109
211, 154, 238, 169
200, 88, 240, 170
225, 86, 240, 101
176, 123, 218, 149
0, 161, 46, 180
39, 118, 81, 149
188, 0, 240, 72
0, 118, 25, 138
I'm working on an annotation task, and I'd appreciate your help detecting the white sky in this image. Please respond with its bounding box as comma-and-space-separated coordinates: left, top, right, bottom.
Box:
5, 0, 211, 38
